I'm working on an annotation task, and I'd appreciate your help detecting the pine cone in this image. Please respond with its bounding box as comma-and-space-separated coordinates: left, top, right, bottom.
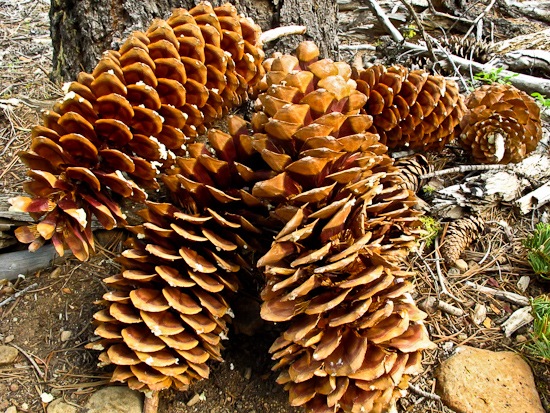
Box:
89, 200, 252, 392
395, 154, 432, 193
459, 83, 542, 164
240, 42, 434, 413
10, 2, 264, 260
352, 65, 465, 152
443, 36, 494, 64
440, 215, 485, 264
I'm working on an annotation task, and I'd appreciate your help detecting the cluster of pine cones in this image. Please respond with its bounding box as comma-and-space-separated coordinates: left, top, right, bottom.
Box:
7, 2, 544, 413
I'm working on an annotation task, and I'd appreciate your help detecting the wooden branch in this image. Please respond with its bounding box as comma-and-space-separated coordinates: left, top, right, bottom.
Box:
405, 41, 550, 95
420, 164, 507, 179
260, 25, 307, 44
339, 44, 377, 51
492, 28, 550, 54
497, 49, 550, 76
399, 0, 437, 63
421, 296, 465, 316
499, 0, 550, 23
0, 283, 38, 307
364, 0, 404, 43
465, 281, 530, 306
463, 0, 496, 38
0, 245, 64, 281
515, 179, 550, 214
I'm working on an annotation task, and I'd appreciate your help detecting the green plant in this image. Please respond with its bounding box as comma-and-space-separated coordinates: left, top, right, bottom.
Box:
419, 215, 441, 248
474, 67, 518, 85
524, 222, 550, 280
531, 92, 550, 108
422, 185, 436, 195
403, 24, 417, 39
525, 295, 550, 362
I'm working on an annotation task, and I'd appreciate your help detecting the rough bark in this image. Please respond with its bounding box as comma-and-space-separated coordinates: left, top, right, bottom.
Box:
49, 0, 338, 82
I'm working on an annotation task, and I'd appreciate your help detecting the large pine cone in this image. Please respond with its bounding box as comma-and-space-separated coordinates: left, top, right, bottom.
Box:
352, 65, 465, 152
240, 42, 434, 413
10, 2, 264, 260
90, 200, 253, 392
459, 83, 542, 164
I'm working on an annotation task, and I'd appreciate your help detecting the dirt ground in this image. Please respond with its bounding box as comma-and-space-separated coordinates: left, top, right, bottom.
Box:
0, 0, 549, 413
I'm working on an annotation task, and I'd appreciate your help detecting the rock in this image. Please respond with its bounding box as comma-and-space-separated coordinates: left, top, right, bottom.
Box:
454, 259, 468, 272
516, 335, 528, 343
517, 275, 530, 292
0, 345, 18, 365
5, 406, 17, 413
60, 330, 72, 342
187, 393, 202, 406
85, 387, 143, 413
47, 399, 77, 413
436, 345, 544, 413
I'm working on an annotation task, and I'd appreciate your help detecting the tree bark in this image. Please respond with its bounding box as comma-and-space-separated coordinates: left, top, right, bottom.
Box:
49, 0, 338, 82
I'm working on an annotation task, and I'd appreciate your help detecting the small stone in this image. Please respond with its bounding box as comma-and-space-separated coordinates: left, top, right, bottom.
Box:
436, 345, 544, 413
516, 335, 528, 343
60, 331, 72, 342
472, 303, 487, 325
9, 383, 19, 392
47, 399, 77, 413
20, 403, 28, 411
454, 259, 468, 272
41, 392, 55, 403
517, 276, 530, 292
4, 335, 14, 344
0, 345, 18, 366
85, 387, 143, 413
187, 394, 201, 407
244, 367, 251, 380
5, 406, 17, 413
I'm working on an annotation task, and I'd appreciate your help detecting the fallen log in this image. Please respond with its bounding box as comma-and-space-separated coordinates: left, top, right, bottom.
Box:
497, 0, 550, 24
0, 245, 61, 281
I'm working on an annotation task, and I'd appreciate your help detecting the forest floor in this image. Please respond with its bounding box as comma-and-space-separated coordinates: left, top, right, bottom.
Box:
0, 0, 548, 412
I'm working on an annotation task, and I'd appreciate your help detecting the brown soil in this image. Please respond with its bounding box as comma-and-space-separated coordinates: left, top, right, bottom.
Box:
0, 1, 549, 413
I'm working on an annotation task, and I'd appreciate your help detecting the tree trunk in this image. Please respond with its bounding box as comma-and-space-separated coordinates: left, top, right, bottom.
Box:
49, 0, 338, 82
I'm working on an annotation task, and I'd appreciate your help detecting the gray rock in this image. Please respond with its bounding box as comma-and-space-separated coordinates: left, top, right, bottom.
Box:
47, 399, 77, 413
85, 387, 143, 413
0, 345, 18, 366
436, 345, 544, 413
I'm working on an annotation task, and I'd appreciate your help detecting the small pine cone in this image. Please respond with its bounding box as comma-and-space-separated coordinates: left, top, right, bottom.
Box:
352, 65, 465, 152
459, 83, 542, 164
237, 42, 433, 413
89, 201, 249, 392
443, 36, 494, 64
395, 154, 432, 193
10, 2, 264, 260
441, 215, 485, 264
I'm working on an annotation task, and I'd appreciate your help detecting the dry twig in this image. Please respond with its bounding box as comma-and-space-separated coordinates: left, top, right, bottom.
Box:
399, 0, 437, 63
9, 343, 45, 379
465, 281, 530, 306
420, 164, 508, 179
0, 282, 38, 307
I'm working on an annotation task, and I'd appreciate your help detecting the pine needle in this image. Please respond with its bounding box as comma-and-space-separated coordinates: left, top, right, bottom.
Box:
523, 223, 550, 280
525, 295, 550, 362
